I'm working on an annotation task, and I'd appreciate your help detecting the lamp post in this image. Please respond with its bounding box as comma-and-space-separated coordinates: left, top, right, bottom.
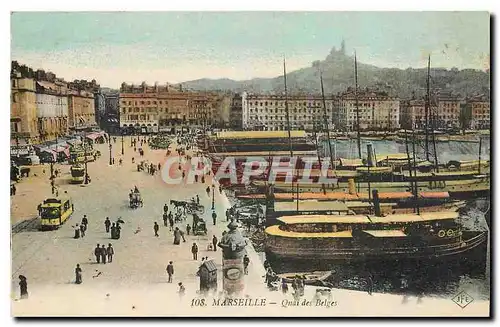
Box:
121, 133, 124, 155
211, 184, 215, 210
109, 143, 113, 165
84, 139, 89, 184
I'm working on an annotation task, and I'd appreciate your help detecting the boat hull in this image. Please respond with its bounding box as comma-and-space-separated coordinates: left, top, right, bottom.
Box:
265, 231, 487, 262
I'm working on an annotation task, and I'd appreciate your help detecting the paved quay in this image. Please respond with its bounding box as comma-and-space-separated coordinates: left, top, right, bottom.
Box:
10, 136, 489, 316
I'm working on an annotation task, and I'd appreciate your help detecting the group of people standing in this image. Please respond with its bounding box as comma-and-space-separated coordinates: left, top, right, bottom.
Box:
93, 243, 114, 264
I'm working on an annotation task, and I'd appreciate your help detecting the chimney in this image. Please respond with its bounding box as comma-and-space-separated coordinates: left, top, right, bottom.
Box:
366, 143, 374, 167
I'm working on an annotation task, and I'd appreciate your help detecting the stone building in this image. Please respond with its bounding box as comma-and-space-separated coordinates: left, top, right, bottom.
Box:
11, 74, 38, 143
35, 80, 69, 141
119, 82, 226, 133
400, 99, 438, 130
68, 89, 96, 130
336, 88, 400, 131
241, 92, 335, 131
229, 94, 243, 130
434, 92, 461, 130
464, 94, 490, 130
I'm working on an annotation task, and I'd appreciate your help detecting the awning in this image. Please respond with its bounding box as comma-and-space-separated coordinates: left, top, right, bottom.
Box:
66, 139, 82, 146
363, 230, 407, 238
419, 192, 450, 199
339, 158, 364, 167
85, 133, 101, 140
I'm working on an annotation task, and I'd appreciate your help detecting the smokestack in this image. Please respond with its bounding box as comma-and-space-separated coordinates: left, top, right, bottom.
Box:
372, 189, 381, 217
367, 143, 374, 167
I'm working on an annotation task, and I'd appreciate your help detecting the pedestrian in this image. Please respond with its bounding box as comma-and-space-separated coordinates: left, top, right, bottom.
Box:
11, 184, 16, 196
158, 163, 161, 171
212, 211, 217, 226
80, 223, 86, 238
112, 158, 115, 165
163, 203, 168, 214
212, 235, 218, 252
166, 261, 174, 283
243, 255, 250, 275
132, 157, 135, 163
101, 245, 107, 264
201, 175, 205, 184
134, 147, 137, 152
191, 242, 198, 260
119, 158, 123, 165
194, 175, 199, 183
196, 195, 200, 204
186, 224, 191, 235
82, 215, 88, 227
169, 216, 174, 232
94, 244, 101, 263
154, 222, 159, 237
75, 264, 82, 284
163, 214, 168, 227
105, 217, 111, 233
110, 223, 116, 239
219, 185, 222, 194
178, 282, 185, 298
19, 275, 28, 299
182, 171, 185, 179
107, 244, 114, 263
74, 224, 81, 239
281, 278, 288, 294
173, 227, 182, 245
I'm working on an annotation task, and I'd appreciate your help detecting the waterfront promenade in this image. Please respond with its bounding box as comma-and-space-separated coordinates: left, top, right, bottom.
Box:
10, 136, 488, 316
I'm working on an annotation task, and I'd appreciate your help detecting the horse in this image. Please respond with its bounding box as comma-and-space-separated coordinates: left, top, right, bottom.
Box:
20, 167, 30, 178
170, 200, 188, 209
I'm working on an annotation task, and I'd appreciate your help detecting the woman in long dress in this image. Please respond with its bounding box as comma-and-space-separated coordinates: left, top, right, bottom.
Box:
19, 275, 28, 299
75, 264, 82, 284
173, 227, 181, 245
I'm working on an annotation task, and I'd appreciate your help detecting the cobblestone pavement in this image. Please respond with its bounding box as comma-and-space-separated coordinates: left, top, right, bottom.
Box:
10, 136, 489, 316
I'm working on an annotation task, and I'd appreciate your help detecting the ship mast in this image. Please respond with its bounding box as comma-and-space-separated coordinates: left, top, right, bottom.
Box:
429, 55, 439, 172
354, 52, 362, 159
283, 57, 298, 210
424, 54, 430, 162
283, 57, 293, 158
411, 130, 421, 215
320, 71, 336, 181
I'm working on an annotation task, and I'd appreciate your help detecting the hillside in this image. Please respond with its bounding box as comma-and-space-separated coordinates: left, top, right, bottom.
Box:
176, 48, 490, 98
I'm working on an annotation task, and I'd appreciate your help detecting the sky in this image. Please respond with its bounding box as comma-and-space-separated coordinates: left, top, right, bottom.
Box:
11, 11, 490, 88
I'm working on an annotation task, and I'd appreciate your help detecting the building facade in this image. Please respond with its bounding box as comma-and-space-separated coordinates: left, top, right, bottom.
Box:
11, 75, 38, 143
465, 94, 490, 130
336, 88, 400, 131
229, 94, 243, 130
119, 82, 225, 133
400, 99, 438, 130
35, 80, 69, 141
68, 90, 96, 130
434, 92, 461, 130
241, 92, 335, 131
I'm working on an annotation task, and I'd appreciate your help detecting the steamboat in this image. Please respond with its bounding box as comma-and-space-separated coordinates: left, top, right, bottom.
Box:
264, 211, 487, 262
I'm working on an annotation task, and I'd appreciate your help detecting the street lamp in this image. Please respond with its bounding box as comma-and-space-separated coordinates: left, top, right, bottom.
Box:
121, 133, 124, 155
84, 139, 89, 184
109, 143, 113, 165
211, 184, 215, 210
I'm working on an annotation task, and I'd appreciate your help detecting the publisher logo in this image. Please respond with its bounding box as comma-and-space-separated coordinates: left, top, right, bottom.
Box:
452, 291, 474, 309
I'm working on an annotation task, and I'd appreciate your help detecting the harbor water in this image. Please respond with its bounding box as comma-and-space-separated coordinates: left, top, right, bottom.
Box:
320, 138, 491, 163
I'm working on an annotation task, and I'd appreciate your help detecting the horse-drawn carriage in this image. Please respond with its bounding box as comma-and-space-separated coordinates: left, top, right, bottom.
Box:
192, 213, 207, 236
137, 161, 146, 172
129, 191, 143, 209
170, 199, 205, 215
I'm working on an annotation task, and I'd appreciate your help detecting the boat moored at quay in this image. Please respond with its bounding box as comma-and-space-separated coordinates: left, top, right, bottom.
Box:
264, 212, 487, 262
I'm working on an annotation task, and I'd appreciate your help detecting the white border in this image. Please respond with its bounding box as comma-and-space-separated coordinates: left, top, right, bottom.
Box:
1, 1, 497, 326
